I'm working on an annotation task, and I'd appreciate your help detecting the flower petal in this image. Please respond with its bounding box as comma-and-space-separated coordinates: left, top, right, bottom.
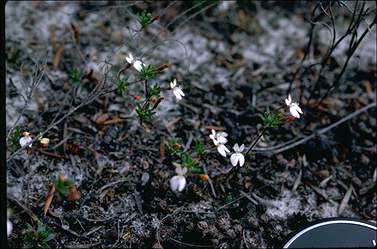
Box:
126, 53, 133, 64
230, 153, 238, 166
176, 88, 185, 97
7, 219, 12, 237
217, 136, 228, 144
290, 106, 300, 118
173, 89, 182, 100
133, 60, 143, 72
238, 154, 245, 167
217, 144, 229, 157
239, 144, 245, 152
233, 143, 239, 152
170, 175, 186, 192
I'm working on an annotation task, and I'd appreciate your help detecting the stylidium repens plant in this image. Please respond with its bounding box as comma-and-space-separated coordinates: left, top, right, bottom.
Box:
165, 138, 207, 192
209, 94, 304, 168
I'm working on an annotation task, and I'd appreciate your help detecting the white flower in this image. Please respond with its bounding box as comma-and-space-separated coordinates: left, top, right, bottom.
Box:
170, 175, 186, 192
19, 132, 32, 148
170, 165, 187, 192
230, 143, 245, 167
285, 94, 303, 119
170, 79, 185, 100
209, 129, 228, 145
217, 144, 230, 157
125, 53, 145, 72
373, 240, 376, 246
175, 165, 188, 176
7, 219, 12, 237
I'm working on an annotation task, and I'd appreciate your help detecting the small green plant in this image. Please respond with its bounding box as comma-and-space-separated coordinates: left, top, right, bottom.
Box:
115, 77, 129, 96
165, 139, 182, 156
261, 111, 283, 128
148, 84, 161, 99
139, 65, 155, 81
194, 141, 206, 156
8, 126, 21, 151
138, 10, 153, 29
54, 176, 74, 197
69, 68, 83, 86
181, 154, 198, 169
23, 222, 55, 249
135, 102, 155, 123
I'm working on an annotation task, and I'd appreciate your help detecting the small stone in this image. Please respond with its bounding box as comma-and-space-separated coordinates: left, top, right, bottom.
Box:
361, 154, 370, 165
111, 31, 123, 44
351, 176, 362, 186
141, 172, 150, 186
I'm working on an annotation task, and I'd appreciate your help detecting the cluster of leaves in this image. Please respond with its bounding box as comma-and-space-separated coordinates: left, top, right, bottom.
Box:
181, 154, 202, 173
139, 65, 155, 81
54, 176, 74, 197
147, 84, 160, 99
165, 139, 205, 174
115, 77, 129, 96
137, 10, 153, 29
136, 83, 161, 124
23, 222, 55, 249
68, 68, 83, 86
194, 141, 206, 156
8, 126, 21, 152
261, 111, 283, 128
165, 139, 183, 156
136, 102, 155, 124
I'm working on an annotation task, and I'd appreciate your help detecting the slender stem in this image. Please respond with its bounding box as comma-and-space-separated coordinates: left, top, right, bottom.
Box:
144, 80, 149, 100
245, 127, 267, 155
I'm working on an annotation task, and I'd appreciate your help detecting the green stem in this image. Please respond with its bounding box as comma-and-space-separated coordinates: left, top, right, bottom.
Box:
245, 127, 267, 155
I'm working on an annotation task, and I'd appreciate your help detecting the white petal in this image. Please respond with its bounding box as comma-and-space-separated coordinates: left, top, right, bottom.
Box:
296, 105, 303, 114
170, 81, 175, 89
19, 136, 32, 148
233, 143, 239, 152
290, 106, 300, 118
133, 60, 143, 72
238, 154, 245, 167
170, 175, 186, 192
219, 132, 228, 138
217, 144, 229, 157
7, 219, 12, 237
176, 88, 185, 97
175, 166, 187, 175
230, 153, 238, 166
217, 136, 228, 144
126, 53, 134, 64
173, 89, 182, 100
239, 144, 245, 152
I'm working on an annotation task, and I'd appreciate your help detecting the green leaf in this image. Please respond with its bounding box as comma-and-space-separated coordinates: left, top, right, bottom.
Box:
138, 64, 155, 81
138, 10, 153, 29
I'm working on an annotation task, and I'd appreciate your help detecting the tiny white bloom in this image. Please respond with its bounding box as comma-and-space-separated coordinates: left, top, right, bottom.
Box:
7, 219, 12, 237
373, 240, 376, 246
209, 129, 228, 145
170, 175, 186, 192
175, 165, 188, 176
170, 79, 185, 100
133, 60, 144, 72
126, 53, 145, 72
125, 53, 134, 64
19, 132, 32, 148
285, 94, 303, 118
217, 144, 230, 157
230, 143, 245, 167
